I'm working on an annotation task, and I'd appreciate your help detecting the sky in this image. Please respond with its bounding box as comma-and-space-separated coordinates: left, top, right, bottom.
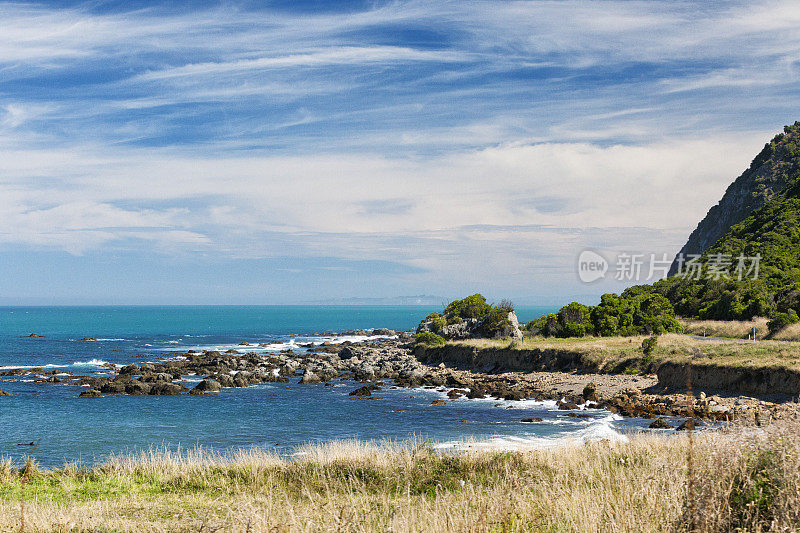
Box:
1, 0, 799, 305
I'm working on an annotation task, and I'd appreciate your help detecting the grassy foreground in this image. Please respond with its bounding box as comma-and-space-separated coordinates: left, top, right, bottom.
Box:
1, 423, 799, 532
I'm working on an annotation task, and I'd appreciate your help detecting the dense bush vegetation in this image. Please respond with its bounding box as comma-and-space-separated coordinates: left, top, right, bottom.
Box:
443, 294, 492, 322
527, 292, 682, 338
768, 310, 799, 334
423, 312, 447, 333
413, 332, 446, 346
418, 295, 517, 339
649, 123, 800, 322
649, 173, 800, 322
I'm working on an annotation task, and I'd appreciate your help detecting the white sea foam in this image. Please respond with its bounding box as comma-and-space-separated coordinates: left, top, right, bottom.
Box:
0, 359, 113, 371
71, 359, 113, 367
159, 334, 397, 354
434, 413, 629, 452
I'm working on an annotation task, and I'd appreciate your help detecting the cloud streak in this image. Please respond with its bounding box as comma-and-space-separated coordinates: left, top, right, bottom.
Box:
0, 0, 798, 302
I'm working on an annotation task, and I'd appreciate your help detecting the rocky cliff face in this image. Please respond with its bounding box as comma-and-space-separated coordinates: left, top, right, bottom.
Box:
669, 122, 800, 274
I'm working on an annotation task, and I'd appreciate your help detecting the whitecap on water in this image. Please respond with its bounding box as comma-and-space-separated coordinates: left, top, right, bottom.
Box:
434, 413, 629, 452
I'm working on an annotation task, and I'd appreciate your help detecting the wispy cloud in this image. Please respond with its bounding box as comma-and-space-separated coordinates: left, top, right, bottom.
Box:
0, 0, 798, 302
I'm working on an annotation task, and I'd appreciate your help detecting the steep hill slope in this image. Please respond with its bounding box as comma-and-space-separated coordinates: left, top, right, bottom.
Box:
654, 169, 800, 320
669, 122, 800, 273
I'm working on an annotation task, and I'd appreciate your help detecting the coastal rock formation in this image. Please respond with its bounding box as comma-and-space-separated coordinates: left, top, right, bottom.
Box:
2, 333, 794, 423
349, 385, 375, 397
193, 379, 221, 392
670, 122, 800, 273
417, 311, 523, 340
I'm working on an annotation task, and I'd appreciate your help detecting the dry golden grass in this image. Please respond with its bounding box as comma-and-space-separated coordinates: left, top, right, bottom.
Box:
770, 321, 800, 341
679, 317, 771, 340
453, 333, 800, 373
1, 422, 799, 532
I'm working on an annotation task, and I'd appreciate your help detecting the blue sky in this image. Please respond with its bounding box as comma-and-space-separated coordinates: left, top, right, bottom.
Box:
1, 0, 799, 304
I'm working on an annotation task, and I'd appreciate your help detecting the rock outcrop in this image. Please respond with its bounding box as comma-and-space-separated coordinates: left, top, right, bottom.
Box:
417, 311, 523, 340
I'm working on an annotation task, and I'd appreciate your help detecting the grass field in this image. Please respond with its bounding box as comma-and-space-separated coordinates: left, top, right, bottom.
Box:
454, 333, 800, 374
679, 317, 800, 342
679, 317, 771, 340
0, 422, 798, 532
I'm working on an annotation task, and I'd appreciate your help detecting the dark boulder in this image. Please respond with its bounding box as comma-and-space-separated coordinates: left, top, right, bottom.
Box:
582, 382, 599, 402
149, 382, 184, 395
349, 385, 378, 397
193, 379, 221, 393
79, 389, 101, 398
502, 390, 527, 401
338, 346, 357, 359
466, 387, 487, 399
119, 364, 140, 375
0, 390, 10, 396
141, 372, 173, 383
213, 374, 236, 387
430, 399, 447, 406
233, 373, 252, 387
100, 381, 126, 394
649, 418, 673, 429
558, 401, 580, 410
521, 417, 543, 423
676, 418, 701, 431
125, 381, 151, 395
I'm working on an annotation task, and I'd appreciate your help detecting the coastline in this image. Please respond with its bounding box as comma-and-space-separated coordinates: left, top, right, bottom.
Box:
4, 331, 797, 432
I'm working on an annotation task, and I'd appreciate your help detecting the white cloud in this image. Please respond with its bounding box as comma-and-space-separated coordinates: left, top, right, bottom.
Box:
134, 46, 470, 82
0, 0, 798, 299
0, 133, 768, 262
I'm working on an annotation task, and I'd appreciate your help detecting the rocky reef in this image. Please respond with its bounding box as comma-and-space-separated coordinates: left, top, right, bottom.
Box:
3, 333, 796, 425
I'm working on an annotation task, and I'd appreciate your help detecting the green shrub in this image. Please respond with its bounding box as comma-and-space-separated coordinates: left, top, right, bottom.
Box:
414, 332, 446, 346
767, 310, 799, 333
729, 450, 781, 530
527, 314, 558, 336
534, 293, 682, 339
443, 294, 491, 320
641, 336, 658, 356
478, 306, 513, 337
424, 312, 447, 333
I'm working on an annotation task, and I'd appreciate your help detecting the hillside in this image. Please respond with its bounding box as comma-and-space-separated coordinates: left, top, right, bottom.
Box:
669, 122, 800, 274
653, 164, 800, 321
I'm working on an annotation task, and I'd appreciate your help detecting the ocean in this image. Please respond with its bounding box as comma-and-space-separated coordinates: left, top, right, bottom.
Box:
0, 305, 655, 467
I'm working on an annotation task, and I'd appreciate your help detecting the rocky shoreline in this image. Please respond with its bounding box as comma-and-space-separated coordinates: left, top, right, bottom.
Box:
2, 333, 798, 429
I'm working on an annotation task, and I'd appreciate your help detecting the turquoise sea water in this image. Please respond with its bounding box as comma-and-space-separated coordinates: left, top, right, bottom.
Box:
0, 306, 658, 467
